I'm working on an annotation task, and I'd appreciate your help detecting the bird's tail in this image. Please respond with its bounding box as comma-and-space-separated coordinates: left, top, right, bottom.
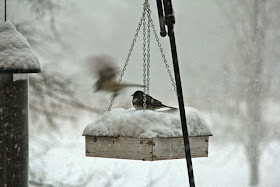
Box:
163, 105, 177, 110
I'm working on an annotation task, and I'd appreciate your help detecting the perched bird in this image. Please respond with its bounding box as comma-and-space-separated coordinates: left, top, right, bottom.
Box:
87, 55, 143, 93
131, 90, 177, 110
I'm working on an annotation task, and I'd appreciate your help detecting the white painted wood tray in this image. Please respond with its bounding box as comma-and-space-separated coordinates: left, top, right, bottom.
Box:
85, 135, 211, 161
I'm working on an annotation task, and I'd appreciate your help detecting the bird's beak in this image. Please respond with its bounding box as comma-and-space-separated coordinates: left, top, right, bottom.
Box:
131, 94, 133, 96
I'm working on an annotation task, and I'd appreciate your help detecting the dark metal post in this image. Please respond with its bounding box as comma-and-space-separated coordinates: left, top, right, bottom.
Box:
0, 75, 29, 187
160, 0, 195, 186
0, 74, 13, 187
156, 0, 167, 37
4, 0, 7, 21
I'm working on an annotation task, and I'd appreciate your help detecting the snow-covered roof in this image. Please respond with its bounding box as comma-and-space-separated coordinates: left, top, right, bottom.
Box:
0, 21, 40, 73
83, 107, 212, 138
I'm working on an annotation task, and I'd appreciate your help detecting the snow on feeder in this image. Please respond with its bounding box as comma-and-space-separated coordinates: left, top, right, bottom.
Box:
0, 21, 40, 187
83, 108, 212, 161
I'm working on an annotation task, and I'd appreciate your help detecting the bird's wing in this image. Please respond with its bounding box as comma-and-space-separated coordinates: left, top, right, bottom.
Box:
98, 65, 118, 81
87, 54, 119, 81
146, 94, 164, 106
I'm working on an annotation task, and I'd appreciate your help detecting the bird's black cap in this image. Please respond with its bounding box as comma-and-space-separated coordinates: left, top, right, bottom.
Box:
131, 90, 144, 97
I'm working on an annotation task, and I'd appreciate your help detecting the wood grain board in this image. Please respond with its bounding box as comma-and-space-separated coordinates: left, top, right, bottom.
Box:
85, 135, 210, 161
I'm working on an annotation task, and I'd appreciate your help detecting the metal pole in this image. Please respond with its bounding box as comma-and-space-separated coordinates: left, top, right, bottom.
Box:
156, 0, 166, 37
168, 28, 195, 187
9, 75, 29, 187
0, 74, 13, 187
161, 0, 195, 186
0, 4, 8, 185
4, 0, 6, 21
0, 74, 29, 187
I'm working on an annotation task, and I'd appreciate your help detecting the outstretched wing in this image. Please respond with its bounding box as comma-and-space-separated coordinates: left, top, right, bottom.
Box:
86, 54, 119, 81
95, 55, 119, 81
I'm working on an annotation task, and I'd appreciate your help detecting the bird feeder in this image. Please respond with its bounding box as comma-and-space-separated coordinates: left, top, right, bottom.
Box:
83, 108, 212, 161
84, 0, 211, 185
0, 21, 40, 187
82, 0, 213, 163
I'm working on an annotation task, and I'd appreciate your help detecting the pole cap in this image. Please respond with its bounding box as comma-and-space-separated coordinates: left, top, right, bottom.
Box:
0, 21, 41, 73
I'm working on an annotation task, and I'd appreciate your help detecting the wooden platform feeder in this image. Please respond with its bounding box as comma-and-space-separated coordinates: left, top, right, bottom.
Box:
83, 108, 212, 161
85, 135, 211, 161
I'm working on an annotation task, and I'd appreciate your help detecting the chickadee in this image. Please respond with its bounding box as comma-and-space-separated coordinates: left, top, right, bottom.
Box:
87, 55, 143, 93
131, 90, 177, 110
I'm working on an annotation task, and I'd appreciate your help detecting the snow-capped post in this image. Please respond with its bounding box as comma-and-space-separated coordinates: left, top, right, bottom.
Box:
0, 21, 40, 187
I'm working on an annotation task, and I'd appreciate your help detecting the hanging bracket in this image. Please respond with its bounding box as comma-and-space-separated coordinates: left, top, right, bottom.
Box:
156, 0, 167, 37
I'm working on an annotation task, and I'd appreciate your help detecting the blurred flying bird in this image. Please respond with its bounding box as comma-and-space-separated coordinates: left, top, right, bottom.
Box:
87, 55, 143, 93
131, 90, 177, 110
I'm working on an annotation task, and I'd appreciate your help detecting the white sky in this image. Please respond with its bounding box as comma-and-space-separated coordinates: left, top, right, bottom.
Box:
1, 1, 280, 186
0, 0, 4, 21
44, 0, 233, 107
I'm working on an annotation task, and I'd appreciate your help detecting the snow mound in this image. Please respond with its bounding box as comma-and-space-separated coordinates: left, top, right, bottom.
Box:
83, 107, 212, 138
0, 21, 40, 73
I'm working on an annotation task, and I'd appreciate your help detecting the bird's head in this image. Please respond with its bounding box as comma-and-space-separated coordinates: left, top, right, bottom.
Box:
131, 90, 144, 97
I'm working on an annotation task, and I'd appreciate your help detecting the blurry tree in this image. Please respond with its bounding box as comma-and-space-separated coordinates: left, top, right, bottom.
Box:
4, 0, 102, 185
219, 0, 280, 185
29, 71, 102, 130
7, 0, 102, 130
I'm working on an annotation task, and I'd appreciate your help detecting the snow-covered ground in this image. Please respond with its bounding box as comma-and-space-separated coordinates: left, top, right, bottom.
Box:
29, 108, 280, 187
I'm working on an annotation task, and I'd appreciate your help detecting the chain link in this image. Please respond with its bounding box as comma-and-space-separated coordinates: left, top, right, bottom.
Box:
108, 0, 177, 111
146, 0, 151, 95
143, 0, 152, 109
107, 5, 146, 112
107, 93, 117, 112
142, 0, 147, 110
146, 3, 177, 94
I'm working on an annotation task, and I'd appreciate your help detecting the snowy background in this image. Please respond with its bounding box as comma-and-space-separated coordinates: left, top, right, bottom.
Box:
1, 0, 280, 186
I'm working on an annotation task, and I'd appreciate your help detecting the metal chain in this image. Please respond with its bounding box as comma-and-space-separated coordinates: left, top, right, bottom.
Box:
107, 93, 117, 112
107, 6, 146, 112
146, 0, 151, 95
142, 0, 147, 110
146, 3, 177, 94
108, 0, 177, 111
